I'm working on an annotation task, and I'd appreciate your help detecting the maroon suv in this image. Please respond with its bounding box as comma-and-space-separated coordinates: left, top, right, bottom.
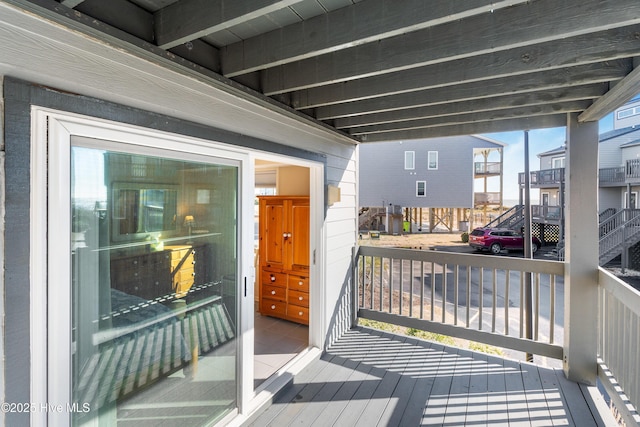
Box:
469, 227, 541, 254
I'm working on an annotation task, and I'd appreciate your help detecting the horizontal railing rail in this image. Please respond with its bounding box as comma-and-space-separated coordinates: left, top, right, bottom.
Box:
474, 191, 502, 205
531, 205, 561, 222
598, 268, 640, 426
474, 161, 501, 175
354, 246, 564, 359
599, 166, 625, 185
518, 168, 564, 186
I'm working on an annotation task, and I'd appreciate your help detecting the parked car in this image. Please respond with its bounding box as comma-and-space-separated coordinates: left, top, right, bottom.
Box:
469, 227, 541, 254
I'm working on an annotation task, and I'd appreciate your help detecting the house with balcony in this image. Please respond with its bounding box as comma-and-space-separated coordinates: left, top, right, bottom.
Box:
3, 1, 640, 426
511, 103, 640, 266
359, 136, 504, 233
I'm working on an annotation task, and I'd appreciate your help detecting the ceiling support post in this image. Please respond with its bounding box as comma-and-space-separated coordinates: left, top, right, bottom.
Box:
563, 113, 599, 385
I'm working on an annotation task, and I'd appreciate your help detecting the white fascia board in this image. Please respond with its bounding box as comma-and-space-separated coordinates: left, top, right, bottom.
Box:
0, 2, 357, 152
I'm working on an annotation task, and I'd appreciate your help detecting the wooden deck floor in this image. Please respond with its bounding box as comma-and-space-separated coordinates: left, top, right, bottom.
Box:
245, 327, 617, 426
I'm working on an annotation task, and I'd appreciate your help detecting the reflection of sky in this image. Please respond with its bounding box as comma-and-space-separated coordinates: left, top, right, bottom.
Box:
479, 113, 615, 203
72, 147, 106, 201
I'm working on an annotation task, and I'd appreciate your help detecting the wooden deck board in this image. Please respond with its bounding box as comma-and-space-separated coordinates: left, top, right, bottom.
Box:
245, 327, 617, 426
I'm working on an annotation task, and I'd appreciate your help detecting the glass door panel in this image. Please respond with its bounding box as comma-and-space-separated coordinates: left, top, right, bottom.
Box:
71, 146, 239, 426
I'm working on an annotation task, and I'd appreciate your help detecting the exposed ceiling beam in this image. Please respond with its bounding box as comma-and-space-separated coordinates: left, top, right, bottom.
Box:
358, 115, 569, 142
261, 0, 640, 94
335, 85, 607, 129
221, 0, 528, 77
315, 75, 609, 121
155, 0, 307, 50
291, 35, 635, 109
349, 101, 592, 136
579, 65, 640, 122
60, 0, 85, 7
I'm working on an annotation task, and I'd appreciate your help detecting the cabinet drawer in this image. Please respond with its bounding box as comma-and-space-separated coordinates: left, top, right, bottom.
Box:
288, 275, 309, 292
262, 271, 287, 287
288, 290, 309, 307
171, 254, 195, 271
261, 299, 287, 317
287, 305, 309, 324
262, 284, 286, 301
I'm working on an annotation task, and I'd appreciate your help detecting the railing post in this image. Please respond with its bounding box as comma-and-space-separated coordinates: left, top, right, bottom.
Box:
351, 246, 358, 329
564, 113, 598, 385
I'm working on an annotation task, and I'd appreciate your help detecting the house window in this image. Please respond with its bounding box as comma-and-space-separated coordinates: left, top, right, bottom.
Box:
405, 151, 415, 170
416, 181, 426, 197
617, 107, 640, 120
428, 151, 438, 170
552, 157, 565, 169
624, 191, 638, 209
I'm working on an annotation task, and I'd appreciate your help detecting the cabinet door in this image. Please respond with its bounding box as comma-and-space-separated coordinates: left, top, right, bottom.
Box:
289, 200, 310, 271
260, 198, 286, 270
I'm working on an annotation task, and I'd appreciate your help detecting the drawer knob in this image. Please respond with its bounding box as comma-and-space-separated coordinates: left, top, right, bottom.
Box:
270, 275, 275, 282
271, 290, 276, 295
298, 281, 303, 285
298, 311, 303, 316
271, 305, 276, 310
299, 296, 303, 301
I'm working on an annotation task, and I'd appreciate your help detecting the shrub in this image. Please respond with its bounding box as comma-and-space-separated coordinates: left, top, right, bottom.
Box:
460, 232, 469, 243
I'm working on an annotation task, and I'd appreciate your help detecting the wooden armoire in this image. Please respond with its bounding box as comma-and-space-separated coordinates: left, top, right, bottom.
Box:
258, 196, 310, 324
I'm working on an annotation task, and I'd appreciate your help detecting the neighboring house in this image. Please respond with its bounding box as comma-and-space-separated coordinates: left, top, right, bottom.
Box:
359, 136, 504, 232
516, 101, 640, 264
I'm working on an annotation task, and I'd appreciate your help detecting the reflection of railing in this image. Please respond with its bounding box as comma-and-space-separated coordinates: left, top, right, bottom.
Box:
76, 282, 234, 410
474, 161, 501, 175
354, 246, 564, 359
598, 269, 640, 425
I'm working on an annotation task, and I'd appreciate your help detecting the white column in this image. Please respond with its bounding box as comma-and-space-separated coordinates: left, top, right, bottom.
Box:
563, 113, 599, 384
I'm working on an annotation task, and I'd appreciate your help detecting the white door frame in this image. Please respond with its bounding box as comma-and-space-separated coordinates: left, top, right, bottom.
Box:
30, 107, 326, 426
32, 107, 255, 426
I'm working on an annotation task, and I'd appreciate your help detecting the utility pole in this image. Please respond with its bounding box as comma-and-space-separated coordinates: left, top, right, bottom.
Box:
523, 130, 534, 362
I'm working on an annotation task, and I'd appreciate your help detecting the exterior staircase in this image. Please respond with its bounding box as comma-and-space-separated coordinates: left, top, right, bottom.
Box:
483, 205, 525, 230
599, 209, 640, 266
358, 207, 386, 231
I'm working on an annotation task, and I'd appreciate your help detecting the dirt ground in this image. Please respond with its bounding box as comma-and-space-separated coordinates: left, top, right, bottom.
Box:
358, 231, 469, 252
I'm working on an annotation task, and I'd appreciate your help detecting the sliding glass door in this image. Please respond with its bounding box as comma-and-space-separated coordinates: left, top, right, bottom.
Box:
69, 140, 241, 426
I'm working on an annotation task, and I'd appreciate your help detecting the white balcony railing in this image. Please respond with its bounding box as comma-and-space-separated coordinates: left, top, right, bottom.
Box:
598, 268, 640, 426
352, 246, 640, 424
354, 246, 564, 359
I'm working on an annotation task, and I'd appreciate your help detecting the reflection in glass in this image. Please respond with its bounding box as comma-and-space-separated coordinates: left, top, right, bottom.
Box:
71, 146, 238, 426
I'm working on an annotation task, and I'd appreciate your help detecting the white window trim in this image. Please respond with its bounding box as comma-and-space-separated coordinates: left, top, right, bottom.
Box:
428, 151, 438, 170
623, 191, 638, 209
404, 151, 415, 170
416, 180, 426, 197
552, 156, 565, 169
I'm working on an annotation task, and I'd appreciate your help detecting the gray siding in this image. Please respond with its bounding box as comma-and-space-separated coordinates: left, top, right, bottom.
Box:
359, 136, 501, 208
599, 139, 624, 168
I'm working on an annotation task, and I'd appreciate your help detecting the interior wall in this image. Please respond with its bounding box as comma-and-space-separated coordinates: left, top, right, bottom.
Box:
277, 166, 310, 195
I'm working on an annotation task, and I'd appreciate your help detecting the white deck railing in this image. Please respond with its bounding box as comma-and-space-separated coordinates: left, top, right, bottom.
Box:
351, 248, 640, 423
598, 268, 640, 426
353, 246, 564, 359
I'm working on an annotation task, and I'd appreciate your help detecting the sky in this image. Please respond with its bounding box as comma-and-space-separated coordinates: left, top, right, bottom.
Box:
478, 112, 615, 203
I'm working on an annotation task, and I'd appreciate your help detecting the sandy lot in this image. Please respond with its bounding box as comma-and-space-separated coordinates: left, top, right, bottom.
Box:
358, 231, 469, 252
